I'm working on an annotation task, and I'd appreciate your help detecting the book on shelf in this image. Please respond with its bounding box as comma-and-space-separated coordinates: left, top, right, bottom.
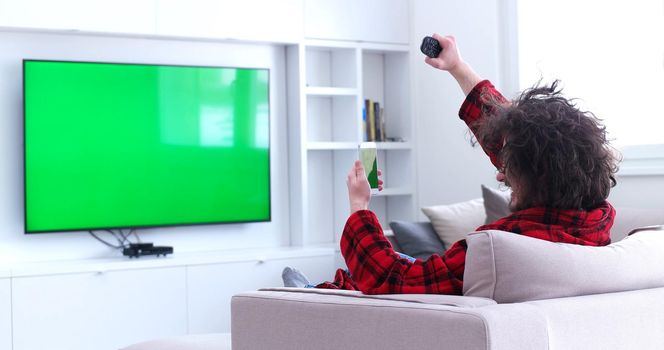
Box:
367, 99, 375, 141
379, 107, 386, 141
362, 103, 367, 141
364, 99, 386, 142
374, 101, 381, 142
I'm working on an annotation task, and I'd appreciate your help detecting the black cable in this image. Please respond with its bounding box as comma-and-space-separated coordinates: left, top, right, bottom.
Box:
132, 229, 141, 243
88, 228, 144, 250
105, 229, 125, 247
116, 229, 127, 246
88, 230, 123, 249
119, 229, 133, 247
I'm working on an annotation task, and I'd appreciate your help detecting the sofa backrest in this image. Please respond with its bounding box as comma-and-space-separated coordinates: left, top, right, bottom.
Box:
611, 207, 664, 241
463, 228, 664, 303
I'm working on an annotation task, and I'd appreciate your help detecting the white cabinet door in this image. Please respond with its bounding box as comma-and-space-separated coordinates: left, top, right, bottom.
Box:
0, 278, 11, 350
156, 0, 303, 43
304, 0, 409, 44
0, 0, 156, 34
12, 267, 188, 350
187, 254, 334, 333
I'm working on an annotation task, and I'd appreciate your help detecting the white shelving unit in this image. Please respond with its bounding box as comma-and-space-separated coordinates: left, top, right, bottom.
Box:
288, 39, 416, 247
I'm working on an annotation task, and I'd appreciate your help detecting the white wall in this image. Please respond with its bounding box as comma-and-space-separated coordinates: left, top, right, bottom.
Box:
0, 30, 291, 264
0, 277, 10, 350
412, 0, 505, 214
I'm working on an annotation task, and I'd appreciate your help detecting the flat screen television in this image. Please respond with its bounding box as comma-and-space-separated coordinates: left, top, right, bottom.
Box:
24, 60, 270, 233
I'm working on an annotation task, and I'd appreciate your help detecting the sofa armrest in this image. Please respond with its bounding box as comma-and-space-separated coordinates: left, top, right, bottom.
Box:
231, 289, 548, 350
524, 287, 664, 350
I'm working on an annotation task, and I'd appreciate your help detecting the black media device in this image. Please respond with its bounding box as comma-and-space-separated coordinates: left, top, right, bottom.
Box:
420, 36, 443, 58
123, 243, 174, 258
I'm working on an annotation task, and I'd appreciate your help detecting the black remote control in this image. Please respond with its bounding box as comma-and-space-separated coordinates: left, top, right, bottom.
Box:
420, 36, 442, 58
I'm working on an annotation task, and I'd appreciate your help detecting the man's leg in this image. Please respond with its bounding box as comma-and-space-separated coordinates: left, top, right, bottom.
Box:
316, 252, 416, 289
284, 252, 416, 290
314, 268, 360, 290
282, 267, 315, 288
282, 266, 360, 290
396, 252, 417, 263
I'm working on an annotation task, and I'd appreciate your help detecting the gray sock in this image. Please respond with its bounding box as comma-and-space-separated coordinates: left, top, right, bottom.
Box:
282, 267, 311, 288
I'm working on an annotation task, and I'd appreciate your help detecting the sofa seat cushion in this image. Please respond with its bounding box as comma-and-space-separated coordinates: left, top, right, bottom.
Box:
259, 287, 496, 308
463, 228, 664, 303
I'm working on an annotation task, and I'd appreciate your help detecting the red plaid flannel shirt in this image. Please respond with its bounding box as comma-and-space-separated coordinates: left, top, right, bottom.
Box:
317, 80, 615, 295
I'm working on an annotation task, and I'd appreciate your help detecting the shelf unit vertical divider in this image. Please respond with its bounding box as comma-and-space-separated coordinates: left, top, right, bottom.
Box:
355, 47, 365, 144
286, 43, 307, 246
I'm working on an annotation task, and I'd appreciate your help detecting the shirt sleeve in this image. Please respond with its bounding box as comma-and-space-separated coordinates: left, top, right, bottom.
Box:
340, 210, 466, 295
458, 80, 509, 169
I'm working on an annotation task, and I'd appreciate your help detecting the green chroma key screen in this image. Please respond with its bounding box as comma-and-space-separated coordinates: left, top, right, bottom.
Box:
24, 60, 270, 233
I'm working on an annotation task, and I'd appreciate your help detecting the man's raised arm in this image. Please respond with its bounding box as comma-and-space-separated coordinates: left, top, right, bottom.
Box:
423, 34, 509, 169
424, 34, 482, 96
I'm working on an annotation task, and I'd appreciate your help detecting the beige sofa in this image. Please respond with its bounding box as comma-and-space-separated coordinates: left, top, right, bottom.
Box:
232, 226, 664, 350
232, 286, 664, 349
124, 207, 664, 350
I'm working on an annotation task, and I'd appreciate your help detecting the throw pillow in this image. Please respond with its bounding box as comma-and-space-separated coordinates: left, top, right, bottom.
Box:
481, 185, 512, 224
421, 198, 485, 248
463, 228, 664, 303
388, 221, 446, 260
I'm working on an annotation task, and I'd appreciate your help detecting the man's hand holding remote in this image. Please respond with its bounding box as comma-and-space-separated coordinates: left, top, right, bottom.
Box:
423, 33, 482, 96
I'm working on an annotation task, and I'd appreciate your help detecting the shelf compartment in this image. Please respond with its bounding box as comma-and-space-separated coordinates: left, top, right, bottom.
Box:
306, 151, 337, 244
306, 46, 357, 88
376, 150, 413, 190
306, 95, 358, 143
307, 151, 357, 244
362, 49, 411, 142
